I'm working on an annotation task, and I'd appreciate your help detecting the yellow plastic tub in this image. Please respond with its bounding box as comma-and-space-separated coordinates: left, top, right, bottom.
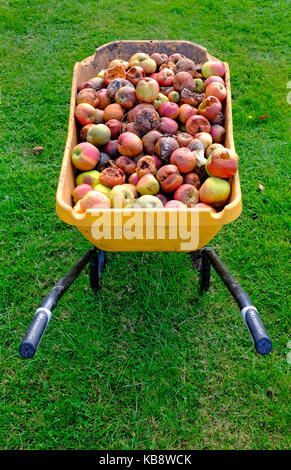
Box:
56, 40, 242, 251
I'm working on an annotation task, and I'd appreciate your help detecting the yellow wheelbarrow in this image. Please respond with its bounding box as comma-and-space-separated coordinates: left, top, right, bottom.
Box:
19, 41, 272, 358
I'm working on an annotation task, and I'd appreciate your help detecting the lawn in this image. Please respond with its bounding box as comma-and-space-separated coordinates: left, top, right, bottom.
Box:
0, 0, 290, 450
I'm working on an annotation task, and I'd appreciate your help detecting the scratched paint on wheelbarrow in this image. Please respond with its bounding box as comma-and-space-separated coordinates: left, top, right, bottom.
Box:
56, 40, 242, 251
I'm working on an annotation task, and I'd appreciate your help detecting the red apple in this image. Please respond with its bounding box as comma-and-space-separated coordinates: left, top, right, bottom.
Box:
156, 68, 175, 86
202, 61, 225, 78
170, 147, 196, 173
194, 132, 213, 148
126, 66, 145, 85
72, 184, 92, 203
157, 117, 178, 135
183, 172, 200, 189
142, 130, 162, 154
210, 125, 226, 144
154, 136, 179, 163
105, 119, 122, 139
115, 156, 137, 175
79, 190, 111, 211
76, 88, 99, 107
179, 104, 198, 124
156, 165, 183, 192
117, 132, 143, 157
198, 96, 222, 120
72, 142, 100, 170
186, 115, 211, 135
115, 86, 136, 109
165, 200, 187, 208
75, 103, 96, 125
96, 88, 111, 109
206, 147, 238, 178
174, 184, 199, 207
159, 101, 179, 119
205, 82, 227, 101
173, 71, 195, 92
204, 75, 225, 88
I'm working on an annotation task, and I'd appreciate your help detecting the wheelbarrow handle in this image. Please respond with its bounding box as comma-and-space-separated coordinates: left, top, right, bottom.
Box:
241, 306, 272, 355
19, 308, 52, 359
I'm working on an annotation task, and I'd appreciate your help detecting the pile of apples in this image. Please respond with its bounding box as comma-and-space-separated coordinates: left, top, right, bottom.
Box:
71, 51, 238, 212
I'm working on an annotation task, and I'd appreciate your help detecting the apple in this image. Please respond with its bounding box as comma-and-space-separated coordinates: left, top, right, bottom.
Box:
187, 138, 205, 152
122, 184, 138, 199
72, 184, 92, 203
76, 88, 99, 107
122, 122, 141, 136
126, 66, 145, 85
87, 124, 111, 146
165, 200, 187, 208
202, 60, 225, 78
129, 52, 150, 67
103, 140, 119, 158
156, 165, 183, 192
136, 174, 160, 195
103, 65, 126, 85
72, 142, 100, 170
206, 143, 224, 158
103, 103, 124, 121
168, 90, 180, 103
173, 71, 195, 92
157, 117, 178, 135
155, 194, 168, 206
195, 132, 213, 148
175, 58, 196, 76
109, 59, 129, 70
153, 92, 169, 110
109, 185, 135, 208
183, 172, 200, 188
99, 164, 126, 187
140, 58, 157, 74
151, 53, 168, 66
159, 101, 179, 119
96, 88, 111, 109
176, 132, 193, 147
128, 103, 154, 122
142, 130, 162, 154
117, 132, 143, 157
136, 155, 156, 178
115, 86, 136, 109
93, 183, 111, 195
193, 202, 217, 212
198, 96, 222, 120
75, 103, 96, 125
170, 147, 196, 173
206, 147, 238, 178
115, 156, 136, 175
79, 190, 111, 211
179, 104, 198, 124
76, 170, 100, 187
180, 88, 204, 107
105, 119, 122, 139
154, 136, 179, 163
134, 107, 160, 134
174, 184, 199, 207
94, 109, 105, 124
186, 115, 211, 135
205, 82, 227, 102
134, 195, 164, 208
80, 123, 95, 141
210, 125, 226, 144
128, 172, 139, 186
136, 77, 160, 103
204, 75, 225, 88
193, 78, 204, 93
199, 176, 230, 207
106, 78, 134, 99
156, 68, 175, 86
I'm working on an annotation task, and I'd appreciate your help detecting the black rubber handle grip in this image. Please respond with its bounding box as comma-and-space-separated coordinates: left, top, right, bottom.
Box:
242, 307, 272, 355
19, 308, 51, 359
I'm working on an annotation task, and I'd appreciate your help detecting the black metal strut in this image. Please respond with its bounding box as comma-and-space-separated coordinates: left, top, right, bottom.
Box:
19, 247, 272, 358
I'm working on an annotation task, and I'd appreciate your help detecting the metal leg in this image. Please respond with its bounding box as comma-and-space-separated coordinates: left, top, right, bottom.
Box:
200, 247, 272, 355
19, 248, 96, 359
200, 250, 211, 293
89, 249, 107, 292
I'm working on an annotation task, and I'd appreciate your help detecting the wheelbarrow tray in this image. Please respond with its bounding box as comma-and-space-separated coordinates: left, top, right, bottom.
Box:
56, 40, 242, 251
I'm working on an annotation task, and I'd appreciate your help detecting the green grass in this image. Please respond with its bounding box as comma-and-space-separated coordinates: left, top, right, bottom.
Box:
0, 0, 290, 450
